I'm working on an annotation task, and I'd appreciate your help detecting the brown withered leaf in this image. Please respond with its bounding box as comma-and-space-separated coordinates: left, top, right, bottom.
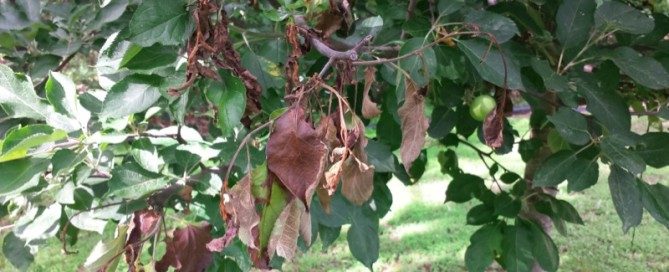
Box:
341, 116, 375, 205
362, 66, 382, 119
267, 199, 303, 261
316, 180, 332, 214
316, 115, 341, 149
299, 207, 312, 246
266, 108, 327, 209
398, 77, 429, 173
206, 220, 238, 253
125, 209, 161, 271
228, 175, 260, 249
324, 160, 344, 193
155, 223, 213, 272
483, 89, 506, 149
315, 10, 343, 38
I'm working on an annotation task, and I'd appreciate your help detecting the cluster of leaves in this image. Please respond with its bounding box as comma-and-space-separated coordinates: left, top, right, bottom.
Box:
3, 0, 669, 271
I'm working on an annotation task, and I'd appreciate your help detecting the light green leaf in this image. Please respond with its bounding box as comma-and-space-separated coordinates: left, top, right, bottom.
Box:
608, 165, 642, 234
547, 108, 590, 145
83, 225, 128, 272
206, 71, 247, 136
465, 10, 519, 43
14, 203, 61, 242
100, 74, 164, 118
601, 137, 645, 175
0, 125, 67, 162
259, 182, 288, 250
607, 47, 669, 90
556, 0, 596, 49
465, 223, 503, 272
130, 138, 163, 173
106, 163, 168, 199
458, 39, 525, 90
533, 150, 577, 187
65, 208, 108, 234
347, 206, 379, 270
46, 71, 78, 117
635, 132, 669, 168
576, 77, 630, 133
2, 232, 34, 272
0, 157, 49, 196
594, 1, 654, 34
0, 64, 50, 120
127, 0, 191, 46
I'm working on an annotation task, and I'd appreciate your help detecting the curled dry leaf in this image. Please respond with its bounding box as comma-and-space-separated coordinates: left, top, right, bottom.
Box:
316, 179, 332, 214
267, 107, 328, 209
398, 77, 429, 173
362, 66, 382, 119
324, 160, 344, 193
206, 220, 238, 252
341, 116, 375, 205
317, 115, 341, 150
227, 175, 261, 249
267, 199, 305, 261
483, 89, 506, 149
125, 209, 161, 271
155, 223, 213, 272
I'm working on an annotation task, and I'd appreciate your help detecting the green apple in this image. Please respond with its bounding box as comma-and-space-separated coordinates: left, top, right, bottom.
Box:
469, 95, 496, 121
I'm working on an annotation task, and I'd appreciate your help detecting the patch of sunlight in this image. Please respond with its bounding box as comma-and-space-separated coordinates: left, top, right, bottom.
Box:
388, 221, 433, 241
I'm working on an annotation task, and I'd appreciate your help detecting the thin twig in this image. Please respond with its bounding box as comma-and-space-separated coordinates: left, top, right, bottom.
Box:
222, 121, 273, 188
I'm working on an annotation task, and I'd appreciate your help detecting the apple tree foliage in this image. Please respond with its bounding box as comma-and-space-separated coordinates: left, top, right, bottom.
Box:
2, 0, 669, 271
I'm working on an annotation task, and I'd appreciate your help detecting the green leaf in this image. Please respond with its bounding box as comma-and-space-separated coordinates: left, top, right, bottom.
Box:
130, 138, 163, 173
0, 157, 49, 196
566, 158, 599, 192
206, 71, 247, 136
528, 221, 559, 272
65, 207, 108, 234
635, 132, 669, 168
46, 72, 78, 118
494, 192, 521, 218
576, 77, 630, 134
465, 223, 504, 272
14, 203, 61, 242
502, 222, 534, 272
0, 124, 67, 162
259, 182, 289, 250
100, 74, 164, 118
437, 0, 464, 17
547, 197, 584, 224
347, 206, 379, 270
556, 0, 596, 49
318, 224, 341, 251
83, 225, 128, 272
458, 39, 525, 90
600, 137, 645, 175
251, 162, 268, 199
0, 64, 50, 120
127, 0, 191, 46
106, 163, 168, 199
119, 44, 179, 71
2, 232, 33, 271
608, 165, 642, 234
606, 47, 669, 90
547, 108, 590, 145
530, 59, 569, 93
594, 1, 654, 34
399, 38, 437, 87
466, 204, 497, 225
533, 150, 577, 187
365, 140, 396, 173
428, 106, 457, 139
446, 173, 485, 203
241, 51, 283, 90
464, 10, 519, 43
638, 181, 669, 229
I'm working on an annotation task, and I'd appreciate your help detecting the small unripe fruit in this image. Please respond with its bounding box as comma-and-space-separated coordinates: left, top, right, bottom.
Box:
469, 95, 496, 121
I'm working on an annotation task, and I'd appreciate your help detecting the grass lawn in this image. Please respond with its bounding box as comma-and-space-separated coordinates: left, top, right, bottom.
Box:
2, 117, 669, 271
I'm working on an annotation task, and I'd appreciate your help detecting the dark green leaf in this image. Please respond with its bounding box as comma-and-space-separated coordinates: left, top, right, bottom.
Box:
0, 157, 49, 196
318, 224, 341, 251
207, 71, 246, 136
556, 0, 596, 49
428, 106, 456, 139
467, 205, 497, 225
2, 232, 33, 271
529, 59, 569, 93
399, 38, 437, 88
594, 1, 654, 34
501, 222, 534, 272
608, 165, 642, 234
241, 51, 283, 90
528, 221, 559, 272
347, 206, 379, 270
446, 173, 485, 203
51, 149, 86, 177
533, 150, 577, 187
566, 158, 599, 192
100, 74, 164, 118
494, 192, 521, 218
119, 44, 179, 71
607, 47, 669, 90
458, 39, 524, 90
464, 10, 519, 43
547, 108, 590, 145
601, 137, 645, 175
500, 172, 521, 184
127, 0, 191, 46
437, 0, 464, 17
635, 132, 669, 168
519, 139, 542, 163
638, 181, 669, 229
576, 77, 630, 134
465, 223, 504, 272
365, 140, 396, 173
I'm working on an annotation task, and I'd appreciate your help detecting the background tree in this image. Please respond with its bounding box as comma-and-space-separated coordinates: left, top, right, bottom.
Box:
1, 0, 669, 271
